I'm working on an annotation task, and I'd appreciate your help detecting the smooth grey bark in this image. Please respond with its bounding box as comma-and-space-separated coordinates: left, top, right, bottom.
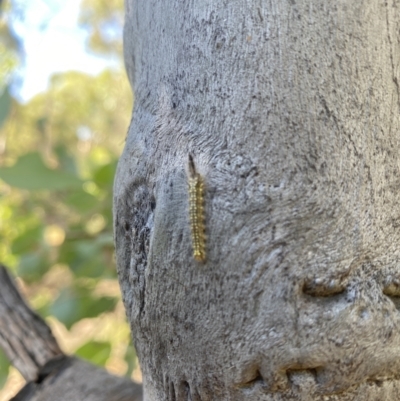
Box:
0, 265, 142, 401
114, 1, 400, 400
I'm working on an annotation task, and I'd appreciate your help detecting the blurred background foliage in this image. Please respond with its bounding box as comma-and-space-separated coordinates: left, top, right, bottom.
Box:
0, 0, 136, 398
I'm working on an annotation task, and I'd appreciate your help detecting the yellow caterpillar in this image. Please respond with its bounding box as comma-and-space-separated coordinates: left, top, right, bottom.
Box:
188, 155, 206, 262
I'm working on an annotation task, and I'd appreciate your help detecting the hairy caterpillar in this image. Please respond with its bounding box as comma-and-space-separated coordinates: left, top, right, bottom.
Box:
188, 155, 206, 262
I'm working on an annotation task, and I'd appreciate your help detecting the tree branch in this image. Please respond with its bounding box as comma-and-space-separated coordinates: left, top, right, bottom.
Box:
0, 264, 62, 381
0, 265, 142, 401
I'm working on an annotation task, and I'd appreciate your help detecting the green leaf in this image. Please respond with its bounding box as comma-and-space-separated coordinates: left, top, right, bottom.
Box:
50, 288, 81, 329
75, 256, 106, 278
75, 341, 111, 367
94, 232, 114, 247
124, 344, 137, 377
60, 240, 106, 278
65, 189, 98, 213
81, 296, 117, 318
0, 87, 11, 128
0, 152, 82, 190
17, 253, 50, 283
54, 145, 78, 175
11, 225, 42, 255
50, 286, 118, 329
93, 160, 117, 189
0, 348, 10, 389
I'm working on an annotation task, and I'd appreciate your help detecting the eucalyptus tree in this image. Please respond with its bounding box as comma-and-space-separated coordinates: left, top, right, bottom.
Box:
114, 1, 400, 400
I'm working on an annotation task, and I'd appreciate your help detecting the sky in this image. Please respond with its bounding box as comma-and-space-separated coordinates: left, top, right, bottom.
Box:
10, 0, 118, 102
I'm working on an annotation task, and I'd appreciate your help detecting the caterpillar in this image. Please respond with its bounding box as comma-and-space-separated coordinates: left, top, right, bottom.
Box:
188, 155, 206, 262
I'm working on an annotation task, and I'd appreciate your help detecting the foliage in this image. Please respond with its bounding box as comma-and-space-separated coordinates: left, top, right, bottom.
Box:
0, 151, 82, 190
75, 341, 111, 367
0, 0, 19, 132
0, 1, 19, 89
79, 0, 124, 57
0, 87, 11, 128
0, 0, 137, 396
0, 70, 132, 333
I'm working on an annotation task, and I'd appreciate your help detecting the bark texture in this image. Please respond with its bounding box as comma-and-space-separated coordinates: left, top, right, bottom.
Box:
114, 1, 400, 400
0, 265, 142, 401
0, 265, 62, 381
10, 356, 142, 401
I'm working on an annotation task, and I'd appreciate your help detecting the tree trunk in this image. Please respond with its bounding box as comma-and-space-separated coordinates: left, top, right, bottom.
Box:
114, 1, 400, 400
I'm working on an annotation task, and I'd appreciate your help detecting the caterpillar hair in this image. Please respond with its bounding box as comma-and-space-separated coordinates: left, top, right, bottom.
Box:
188, 155, 206, 262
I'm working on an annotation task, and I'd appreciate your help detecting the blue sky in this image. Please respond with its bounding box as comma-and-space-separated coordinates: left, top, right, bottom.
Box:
11, 0, 118, 101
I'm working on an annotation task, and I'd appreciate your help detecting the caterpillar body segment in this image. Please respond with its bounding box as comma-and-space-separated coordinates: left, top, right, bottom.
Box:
188, 155, 206, 262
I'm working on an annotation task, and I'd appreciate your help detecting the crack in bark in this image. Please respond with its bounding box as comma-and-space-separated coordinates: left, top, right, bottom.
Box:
385, 0, 400, 110
115, 184, 155, 321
